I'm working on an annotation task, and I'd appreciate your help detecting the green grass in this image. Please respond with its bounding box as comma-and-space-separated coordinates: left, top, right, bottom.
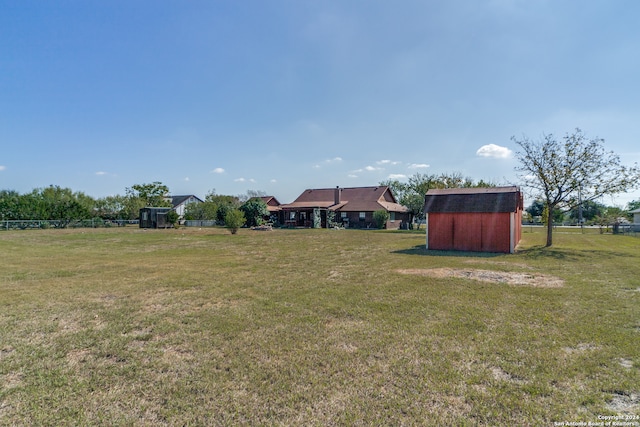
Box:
0, 227, 638, 425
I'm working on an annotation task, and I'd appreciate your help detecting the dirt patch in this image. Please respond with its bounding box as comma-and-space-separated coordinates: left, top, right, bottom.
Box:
397, 268, 564, 288
606, 391, 640, 414
563, 343, 598, 354
619, 358, 634, 369
1, 372, 23, 391
490, 366, 525, 384
463, 260, 534, 270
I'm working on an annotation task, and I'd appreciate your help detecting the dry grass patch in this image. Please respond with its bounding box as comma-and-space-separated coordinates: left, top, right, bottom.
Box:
397, 268, 565, 288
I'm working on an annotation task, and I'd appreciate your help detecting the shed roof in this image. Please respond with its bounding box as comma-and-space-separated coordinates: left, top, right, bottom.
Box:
424, 186, 522, 213
171, 195, 203, 207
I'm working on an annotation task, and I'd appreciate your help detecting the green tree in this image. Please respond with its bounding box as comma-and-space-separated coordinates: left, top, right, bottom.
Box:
526, 199, 545, 220
0, 190, 23, 220
34, 186, 93, 227
184, 201, 218, 221
568, 200, 605, 224
94, 195, 127, 221
224, 209, 245, 234
514, 128, 640, 246
127, 182, 171, 207
627, 199, 640, 212
165, 210, 179, 228
240, 198, 269, 227
206, 193, 241, 223
373, 209, 390, 229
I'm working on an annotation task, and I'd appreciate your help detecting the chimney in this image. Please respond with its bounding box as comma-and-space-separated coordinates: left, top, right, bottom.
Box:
334, 186, 342, 205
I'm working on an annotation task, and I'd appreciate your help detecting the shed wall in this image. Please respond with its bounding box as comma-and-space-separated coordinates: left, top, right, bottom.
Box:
427, 212, 513, 253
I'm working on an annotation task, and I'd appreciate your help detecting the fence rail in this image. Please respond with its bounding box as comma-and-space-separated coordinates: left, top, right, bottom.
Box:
1, 219, 139, 230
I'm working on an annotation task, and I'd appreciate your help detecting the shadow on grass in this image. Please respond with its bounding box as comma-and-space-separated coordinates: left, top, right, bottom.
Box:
394, 244, 636, 261
392, 245, 504, 258
514, 245, 634, 261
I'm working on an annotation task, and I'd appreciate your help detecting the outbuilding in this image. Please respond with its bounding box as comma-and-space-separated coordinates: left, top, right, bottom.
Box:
139, 207, 172, 229
424, 186, 523, 253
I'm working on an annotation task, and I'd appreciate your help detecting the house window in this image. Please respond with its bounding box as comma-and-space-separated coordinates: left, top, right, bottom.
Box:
390, 212, 395, 222
359, 212, 366, 221
289, 212, 296, 220
341, 212, 347, 219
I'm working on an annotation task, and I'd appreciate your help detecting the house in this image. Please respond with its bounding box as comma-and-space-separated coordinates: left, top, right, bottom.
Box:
260, 196, 282, 218
630, 208, 640, 231
424, 186, 523, 253
260, 196, 282, 222
170, 195, 204, 219
280, 186, 410, 229
139, 207, 172, 229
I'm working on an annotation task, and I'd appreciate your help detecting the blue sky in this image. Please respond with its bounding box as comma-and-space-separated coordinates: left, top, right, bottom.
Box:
2, 0, 640, 207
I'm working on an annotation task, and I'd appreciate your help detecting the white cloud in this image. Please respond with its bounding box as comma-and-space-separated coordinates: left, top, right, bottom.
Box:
270, 179, 277, 183
377, 160, 401, 166
476, 144, 513, 159
211, 167, 225, 174
315, 157, 343, 169
388, 174, 407, 180
348, 174, 358, 178
95, 171, 107, 176
364, 165, 382, 172
408, 163, 430, 169
0, 165, 5, 171
234, 178, 246, 182
184, 177, 190, 182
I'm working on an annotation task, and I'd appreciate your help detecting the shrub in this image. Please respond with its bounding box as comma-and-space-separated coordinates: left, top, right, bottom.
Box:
166, 210, 179, 228
225, 209, 246, 234
373, 210, 390, 229
240, 198, 269, 227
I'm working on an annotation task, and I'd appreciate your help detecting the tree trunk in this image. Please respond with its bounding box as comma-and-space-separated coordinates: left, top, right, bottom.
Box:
546, 207, 553, 247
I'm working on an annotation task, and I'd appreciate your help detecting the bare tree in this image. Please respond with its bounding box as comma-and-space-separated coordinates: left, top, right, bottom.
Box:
513, 129, 640, 246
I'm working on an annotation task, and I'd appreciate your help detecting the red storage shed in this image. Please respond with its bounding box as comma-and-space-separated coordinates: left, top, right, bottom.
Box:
424, 186, 523, 253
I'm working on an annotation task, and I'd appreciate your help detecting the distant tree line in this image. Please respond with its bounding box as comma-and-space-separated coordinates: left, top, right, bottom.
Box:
524, 198, 639, 227
2, 173, 637, 232
0, 183, 270, 230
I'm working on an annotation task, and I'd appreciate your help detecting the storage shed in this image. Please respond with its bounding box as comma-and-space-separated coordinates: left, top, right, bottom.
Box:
424, 186, 523, 253
139, 207, 172, 229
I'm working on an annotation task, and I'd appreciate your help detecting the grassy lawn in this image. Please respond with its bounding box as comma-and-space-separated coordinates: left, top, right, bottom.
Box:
0, 226, 638, 425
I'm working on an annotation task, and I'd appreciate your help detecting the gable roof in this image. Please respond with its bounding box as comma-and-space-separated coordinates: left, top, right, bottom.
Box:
259, 196, 282, 212
282, 186, 408, 213
171, 195, 204, 208
424, 186, 522, 213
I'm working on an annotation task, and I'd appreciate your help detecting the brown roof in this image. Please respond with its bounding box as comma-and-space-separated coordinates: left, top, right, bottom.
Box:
260, 196, 282, 212
281, 186, 408, 213
424, 186, 522, 213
